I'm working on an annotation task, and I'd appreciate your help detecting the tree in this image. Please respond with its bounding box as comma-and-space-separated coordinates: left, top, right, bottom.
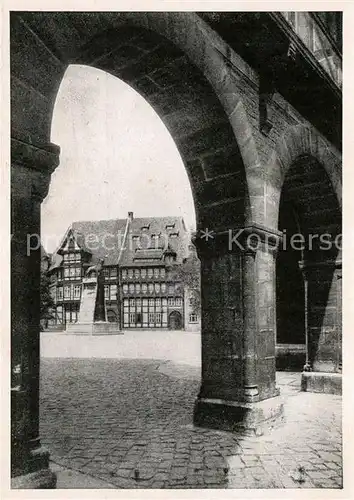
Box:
169, 248, 201, 315
40, 269, 55, 329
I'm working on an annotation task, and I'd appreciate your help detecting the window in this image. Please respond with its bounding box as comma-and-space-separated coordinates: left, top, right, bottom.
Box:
155, 312, 162, 324
166, 224, 175, 230
64, 286, 70, 299
148, 312, 155, 324
161, 283, 166, 294
128, 269, 134, 279
75, 267, 81, 277
155, 283, 161, 293
168, 297, 175, 306
103, 268, 109, 278
168, 284, 174, 294
57, 269, 63, 280
121, 269, 127, 280
134, 269, 140, 279
111, 285, 117, 298
135, 283, 141, 294
57, 286, 63, 300
110, 267, 117, 279
189, 313, 198, 323
129, 312, 136, 324
104, 285, 109, 299
141, 268, 147, 279
154, 268, 159, 279
160, 268, 165, 279
175, 297, 182, 307
64, 268, 70, 278
74, 285, 81, 299
63, 254, 68, 261
69, 267, 75, 278
130, 298, 135, 307
142, 283, 147, 294
123, 284, 128, 294
148, 268, 153, 279
129, 283, 135, 294
148, 283, 154, 294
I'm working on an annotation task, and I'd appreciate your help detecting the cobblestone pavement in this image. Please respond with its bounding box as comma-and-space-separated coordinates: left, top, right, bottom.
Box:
40, 357, 342, 489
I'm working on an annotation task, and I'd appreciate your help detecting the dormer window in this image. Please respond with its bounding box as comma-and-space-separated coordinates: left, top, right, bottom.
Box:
141, 224, 150, 231
166, 224, 175, 230
169, 232, 179, 239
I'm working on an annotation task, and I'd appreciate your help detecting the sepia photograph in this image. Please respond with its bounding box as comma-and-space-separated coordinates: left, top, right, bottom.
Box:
6, 5, 345, 493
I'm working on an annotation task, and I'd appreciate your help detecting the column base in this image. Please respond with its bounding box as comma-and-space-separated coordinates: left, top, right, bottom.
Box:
11, 468, 57, 489
193, 395, 284, 435
301, 371, 342, 395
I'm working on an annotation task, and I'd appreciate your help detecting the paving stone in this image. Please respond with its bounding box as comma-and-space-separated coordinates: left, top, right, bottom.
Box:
40, 358, 342, 490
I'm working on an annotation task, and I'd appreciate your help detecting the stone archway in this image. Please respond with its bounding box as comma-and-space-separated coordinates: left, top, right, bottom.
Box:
269, 126, 342, 392
11, 12, 273, 488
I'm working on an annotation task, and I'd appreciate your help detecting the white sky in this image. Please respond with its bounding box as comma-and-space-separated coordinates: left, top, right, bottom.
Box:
41, 64, 196, 253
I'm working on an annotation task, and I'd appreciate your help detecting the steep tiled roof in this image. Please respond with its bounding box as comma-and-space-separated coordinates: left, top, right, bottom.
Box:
48, 215, 189, 271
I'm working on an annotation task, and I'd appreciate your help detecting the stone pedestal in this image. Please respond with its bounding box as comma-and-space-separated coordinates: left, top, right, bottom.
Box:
193, 225, 284, 432
11, 137, 59, 488
66, 322, 122, 335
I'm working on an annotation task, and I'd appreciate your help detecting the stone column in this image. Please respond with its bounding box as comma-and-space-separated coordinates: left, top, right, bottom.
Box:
193, 224, 283, 434
11, 137, 60, 488
300, 259, 342, 395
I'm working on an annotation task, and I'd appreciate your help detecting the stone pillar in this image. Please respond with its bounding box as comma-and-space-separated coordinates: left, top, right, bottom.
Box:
11, 137, 60, 488
193, 224, 283, 434
300, 259, 342, 394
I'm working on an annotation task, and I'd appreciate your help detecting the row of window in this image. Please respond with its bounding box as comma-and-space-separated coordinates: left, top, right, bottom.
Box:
123, 297, 183, 308
122, 267, 166, 280
56, 283, 183, 301
57, 285, 81, 301
123, 297, 168, 328
63, 252, 81, 263
282, 12, 341, 86
49, 305, 197, 327
122, 282, 181, 295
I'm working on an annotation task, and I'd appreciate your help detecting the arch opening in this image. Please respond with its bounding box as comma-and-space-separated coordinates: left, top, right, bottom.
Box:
276, 155, 341, 371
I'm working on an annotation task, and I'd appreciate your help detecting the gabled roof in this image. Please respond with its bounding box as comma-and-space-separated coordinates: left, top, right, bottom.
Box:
48, 215, 189, 271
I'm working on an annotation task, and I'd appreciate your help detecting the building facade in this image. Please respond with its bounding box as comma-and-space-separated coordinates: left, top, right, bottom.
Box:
10, 11, 342, 487
46, 213, 201, 331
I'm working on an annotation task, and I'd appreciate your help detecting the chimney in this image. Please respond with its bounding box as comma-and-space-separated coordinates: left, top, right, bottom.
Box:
128, 211, 134, 222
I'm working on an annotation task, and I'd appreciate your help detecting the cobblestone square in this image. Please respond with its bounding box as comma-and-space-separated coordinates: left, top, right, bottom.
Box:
40, 332, 342, 489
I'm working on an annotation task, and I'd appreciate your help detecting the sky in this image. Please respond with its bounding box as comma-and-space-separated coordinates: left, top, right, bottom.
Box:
41, 64, 196, 253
